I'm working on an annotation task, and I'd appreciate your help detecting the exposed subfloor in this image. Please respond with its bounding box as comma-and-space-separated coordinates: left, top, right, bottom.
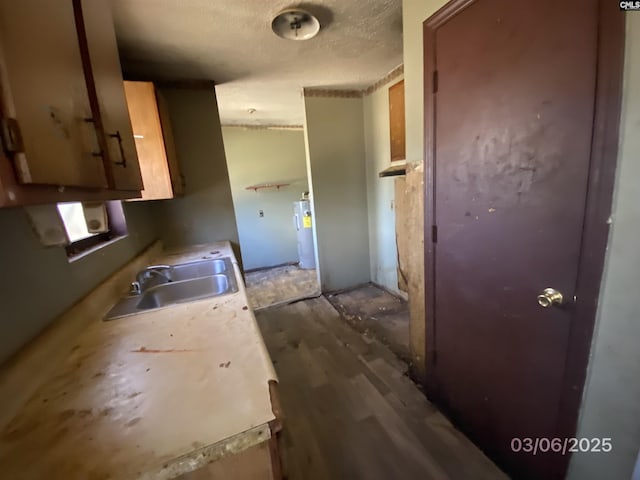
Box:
327, 283, 410, 364
244, 264, 320, 310
256, 297, 507, 480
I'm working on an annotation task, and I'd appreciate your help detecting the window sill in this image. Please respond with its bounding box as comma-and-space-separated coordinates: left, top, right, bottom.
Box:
67, 235, 129, 263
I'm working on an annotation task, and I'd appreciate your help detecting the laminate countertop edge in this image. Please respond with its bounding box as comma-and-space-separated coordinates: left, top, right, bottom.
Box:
0, 241, 279, 479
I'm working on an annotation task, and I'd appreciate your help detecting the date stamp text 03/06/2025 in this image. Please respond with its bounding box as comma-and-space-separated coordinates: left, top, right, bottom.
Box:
511, 438, 612, 456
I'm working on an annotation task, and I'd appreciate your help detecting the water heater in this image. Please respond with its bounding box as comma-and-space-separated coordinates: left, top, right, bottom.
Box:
293, 199, 316, 269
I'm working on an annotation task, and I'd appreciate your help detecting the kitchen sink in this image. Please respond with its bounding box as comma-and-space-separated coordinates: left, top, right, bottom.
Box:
104, 257, 238, 321
170, 258, 228, 281
137, 274, 231, 309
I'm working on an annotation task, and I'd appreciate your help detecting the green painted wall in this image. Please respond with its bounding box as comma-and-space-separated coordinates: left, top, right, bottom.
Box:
364, 75, 404, 295
0, 202, 157, 364
222, 127, 308, 271
303, 95, 370, 291
152, 88, 241, 262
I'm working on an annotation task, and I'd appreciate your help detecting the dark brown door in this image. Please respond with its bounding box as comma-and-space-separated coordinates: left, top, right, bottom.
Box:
426, 0, 604, 478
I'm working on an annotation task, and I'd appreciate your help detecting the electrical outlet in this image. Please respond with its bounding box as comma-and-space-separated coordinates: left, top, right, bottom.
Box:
259, 210, 264, 217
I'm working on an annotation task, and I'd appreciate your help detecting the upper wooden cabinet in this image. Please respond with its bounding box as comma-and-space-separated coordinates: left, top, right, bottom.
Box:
0, 0, 142, 207
75, 0, 143, 192
0, 0, 106, 189
124, 81, 183, 200
389, 79, 406, 162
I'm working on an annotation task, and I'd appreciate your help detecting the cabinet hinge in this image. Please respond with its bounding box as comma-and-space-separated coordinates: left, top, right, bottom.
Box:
432, 225, 438, 243
0, 117, 24, 154
433, 70, 439, 94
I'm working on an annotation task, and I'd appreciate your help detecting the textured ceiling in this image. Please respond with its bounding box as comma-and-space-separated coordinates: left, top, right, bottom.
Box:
110, 0, 403, 126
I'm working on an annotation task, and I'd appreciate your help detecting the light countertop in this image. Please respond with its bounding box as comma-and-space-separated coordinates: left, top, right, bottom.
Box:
0, 242, 278, 479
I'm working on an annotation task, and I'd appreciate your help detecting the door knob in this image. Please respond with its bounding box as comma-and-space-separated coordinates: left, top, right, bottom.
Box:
537, 288, 564, 308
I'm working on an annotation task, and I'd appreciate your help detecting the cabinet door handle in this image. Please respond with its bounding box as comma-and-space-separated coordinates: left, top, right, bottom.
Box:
109, 131, 127, 168
83, 118, 104, 158
0, 117, 23, 154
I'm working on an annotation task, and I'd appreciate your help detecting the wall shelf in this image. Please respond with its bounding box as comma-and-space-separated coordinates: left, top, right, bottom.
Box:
379, 164, 406, 178
245, 182, 290, 192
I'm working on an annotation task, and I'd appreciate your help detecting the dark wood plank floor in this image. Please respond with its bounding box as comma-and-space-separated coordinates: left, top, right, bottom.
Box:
256, 297, 508, 480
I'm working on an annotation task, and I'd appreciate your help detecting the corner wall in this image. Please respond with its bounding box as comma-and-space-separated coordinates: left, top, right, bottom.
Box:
0, 202, 157, 365
222, 127, 308, 271
404, 0, 448, 164
568, 14, 640, 479
401, 0, 449, 380
303, 94, 370, 291
363, 75, 404, 295
153, 88, 240, 261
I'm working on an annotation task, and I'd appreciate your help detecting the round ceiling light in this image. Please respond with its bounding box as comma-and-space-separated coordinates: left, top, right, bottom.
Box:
271, 9, 320, 41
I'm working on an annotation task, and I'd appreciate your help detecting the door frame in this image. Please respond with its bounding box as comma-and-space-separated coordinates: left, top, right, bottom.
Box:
422, 0, 625, 471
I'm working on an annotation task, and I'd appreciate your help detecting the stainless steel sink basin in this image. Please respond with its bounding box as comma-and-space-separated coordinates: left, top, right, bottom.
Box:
104, 257, 238, 321
170, 258, 228, 281
137, 274, 231, 310
136, 258, 230, 291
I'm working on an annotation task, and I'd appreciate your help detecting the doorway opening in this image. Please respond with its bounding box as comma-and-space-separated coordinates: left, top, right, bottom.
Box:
220, 124, 320, 309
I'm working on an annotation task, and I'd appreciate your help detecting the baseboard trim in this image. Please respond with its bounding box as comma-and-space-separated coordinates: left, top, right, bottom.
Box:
243, 262, 299, 274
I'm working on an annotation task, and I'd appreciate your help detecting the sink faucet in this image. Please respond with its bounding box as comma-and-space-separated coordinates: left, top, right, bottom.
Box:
130, 265, 173, 295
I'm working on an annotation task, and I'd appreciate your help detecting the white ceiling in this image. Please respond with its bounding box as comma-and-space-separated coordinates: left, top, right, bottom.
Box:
110, 0, 403, 126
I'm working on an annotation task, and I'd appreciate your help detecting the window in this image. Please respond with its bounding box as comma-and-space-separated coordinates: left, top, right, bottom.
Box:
57, 201, 128, 257
57, 202, 97, 243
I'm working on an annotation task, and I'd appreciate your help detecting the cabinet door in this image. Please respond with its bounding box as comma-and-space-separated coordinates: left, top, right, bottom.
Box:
0, 0, 107, 188
76, 0, 143, 191
123, 81, 174, 200
155, 89, 184, 196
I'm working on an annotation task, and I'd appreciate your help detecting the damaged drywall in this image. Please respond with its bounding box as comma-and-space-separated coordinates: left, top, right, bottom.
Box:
396, 0, 450, 383
395, 162, 425, 381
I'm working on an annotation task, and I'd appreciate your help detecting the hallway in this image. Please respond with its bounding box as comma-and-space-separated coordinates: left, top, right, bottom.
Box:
256, 297, 507, 480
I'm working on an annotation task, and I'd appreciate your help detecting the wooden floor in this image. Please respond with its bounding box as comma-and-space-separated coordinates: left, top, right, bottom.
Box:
257, 297, 507, 480
244, 264, 320, 310
328, 283, 410, 363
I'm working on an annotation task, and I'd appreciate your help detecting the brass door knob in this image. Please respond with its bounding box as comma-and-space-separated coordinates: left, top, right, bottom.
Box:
537, 288, 564, 308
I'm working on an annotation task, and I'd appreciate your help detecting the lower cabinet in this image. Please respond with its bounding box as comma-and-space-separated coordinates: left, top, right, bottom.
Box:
176, 438, 281, 480
175, 382, 283, 480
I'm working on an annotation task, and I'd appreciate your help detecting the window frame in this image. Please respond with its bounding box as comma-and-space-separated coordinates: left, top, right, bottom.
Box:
63, 201, 128, 257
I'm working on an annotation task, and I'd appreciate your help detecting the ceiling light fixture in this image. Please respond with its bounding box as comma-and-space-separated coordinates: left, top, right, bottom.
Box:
271, 9, 320, 41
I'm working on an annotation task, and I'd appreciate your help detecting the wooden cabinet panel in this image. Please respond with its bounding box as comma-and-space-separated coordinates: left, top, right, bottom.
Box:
389, 79, 406, 162
156, 89, 184, 196
76, 0, 143, 192
0, 0, 107, 188
124, 81, 181, 200
176, 441, 275, 480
